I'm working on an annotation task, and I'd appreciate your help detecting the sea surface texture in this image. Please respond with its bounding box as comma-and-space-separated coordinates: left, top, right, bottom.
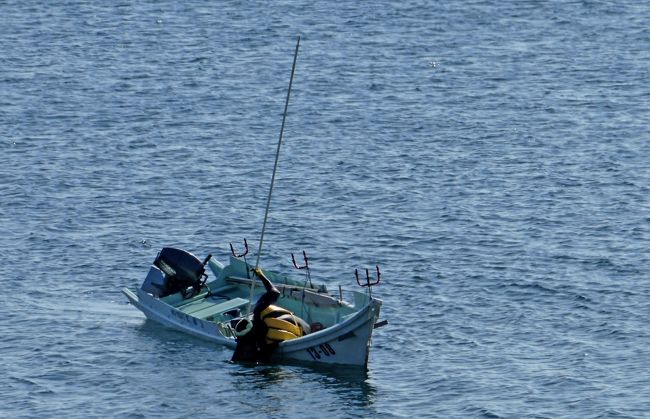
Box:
2, 1, 649, 417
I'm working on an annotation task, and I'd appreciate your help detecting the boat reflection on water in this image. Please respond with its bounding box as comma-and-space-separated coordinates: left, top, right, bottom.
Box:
228, 363, 378, 412
133, 320, 378, 412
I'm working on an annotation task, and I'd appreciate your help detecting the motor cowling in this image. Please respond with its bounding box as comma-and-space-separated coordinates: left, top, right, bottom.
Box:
151, 247, 206, 298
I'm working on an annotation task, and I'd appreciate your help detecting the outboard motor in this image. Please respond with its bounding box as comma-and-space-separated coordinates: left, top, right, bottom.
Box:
142, 248, 210, 298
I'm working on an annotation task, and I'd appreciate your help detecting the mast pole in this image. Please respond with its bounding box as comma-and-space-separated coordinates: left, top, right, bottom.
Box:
247, 36, 301, 314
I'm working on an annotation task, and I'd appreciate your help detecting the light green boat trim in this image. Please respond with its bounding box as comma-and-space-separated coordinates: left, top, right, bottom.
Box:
184, 297, 249, 320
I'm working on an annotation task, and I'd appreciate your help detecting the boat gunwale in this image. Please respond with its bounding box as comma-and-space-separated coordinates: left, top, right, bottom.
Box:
122, 280, 381, 349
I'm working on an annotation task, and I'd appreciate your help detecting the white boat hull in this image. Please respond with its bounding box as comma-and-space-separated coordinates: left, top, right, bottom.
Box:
122, 256, 383, 367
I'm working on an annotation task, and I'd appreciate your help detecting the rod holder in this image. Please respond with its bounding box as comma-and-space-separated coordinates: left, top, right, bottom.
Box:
291, 250, 309, 270
229, 238, 249, 258
355, 265, 381, 287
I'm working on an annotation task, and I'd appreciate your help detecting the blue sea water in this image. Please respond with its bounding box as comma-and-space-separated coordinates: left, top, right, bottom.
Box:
2, 0, 650, 417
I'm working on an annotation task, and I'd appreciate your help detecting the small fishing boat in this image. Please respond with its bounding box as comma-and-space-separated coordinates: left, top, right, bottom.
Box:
122, 37, 386, 367
122, 246, 385, 367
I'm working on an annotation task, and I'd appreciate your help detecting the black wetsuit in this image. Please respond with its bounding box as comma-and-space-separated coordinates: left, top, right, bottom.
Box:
231, 269, 280, 363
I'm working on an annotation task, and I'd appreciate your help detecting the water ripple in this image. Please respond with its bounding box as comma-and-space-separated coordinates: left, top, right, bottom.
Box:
2, 0, 650, 417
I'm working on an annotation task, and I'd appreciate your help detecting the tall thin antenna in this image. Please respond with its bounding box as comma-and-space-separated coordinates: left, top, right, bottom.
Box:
247, 36, 301, 314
